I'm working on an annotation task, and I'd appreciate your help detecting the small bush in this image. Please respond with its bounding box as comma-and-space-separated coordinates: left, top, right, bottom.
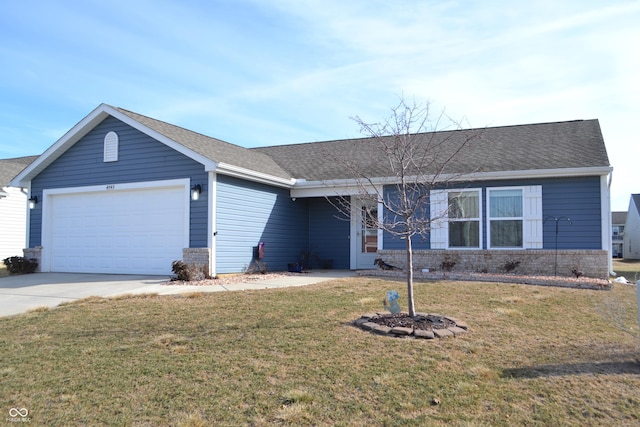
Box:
171, 261, 207, 282
2, 256, 38, 274
244, 260, 268, 275
502, 259, 521, 273
440, 256, 456, 272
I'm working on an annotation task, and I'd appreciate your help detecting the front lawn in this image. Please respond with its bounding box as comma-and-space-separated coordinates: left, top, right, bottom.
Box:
0, 277, 638, 426
613, 258, 640, 282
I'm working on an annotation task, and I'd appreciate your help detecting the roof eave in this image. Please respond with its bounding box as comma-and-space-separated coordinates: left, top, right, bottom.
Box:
290, 166, 613, 198
216, 163, 296, 188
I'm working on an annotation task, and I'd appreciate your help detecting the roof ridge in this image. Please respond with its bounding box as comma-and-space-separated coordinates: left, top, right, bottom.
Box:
253, 118, 597, 149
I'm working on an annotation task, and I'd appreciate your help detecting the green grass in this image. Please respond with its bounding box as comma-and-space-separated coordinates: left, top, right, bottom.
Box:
0, 277, 638, 426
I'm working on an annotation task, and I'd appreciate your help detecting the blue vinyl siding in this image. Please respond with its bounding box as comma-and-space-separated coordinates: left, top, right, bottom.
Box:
540, 177, 602, 249
308, 197, 350, 269
382, 176, 602, 250
382, 185, 431, 250
216, 174, 309, 273
28, 116, 208, 248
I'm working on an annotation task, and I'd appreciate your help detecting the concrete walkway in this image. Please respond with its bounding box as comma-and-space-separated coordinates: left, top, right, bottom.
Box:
0, 270, 356, 317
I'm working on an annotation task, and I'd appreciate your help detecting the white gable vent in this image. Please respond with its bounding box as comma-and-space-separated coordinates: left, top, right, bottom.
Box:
104, 131, 119, 162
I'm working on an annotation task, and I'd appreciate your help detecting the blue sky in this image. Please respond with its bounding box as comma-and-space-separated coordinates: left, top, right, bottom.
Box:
1, 0, 637, 210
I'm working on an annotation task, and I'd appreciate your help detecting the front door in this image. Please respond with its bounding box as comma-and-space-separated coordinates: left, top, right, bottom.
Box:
352, 198, 380, 269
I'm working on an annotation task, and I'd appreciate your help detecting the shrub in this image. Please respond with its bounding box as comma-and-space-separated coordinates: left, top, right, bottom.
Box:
244, 260, 268, 275
502, 259, 521, 273
171, 261, 190, 281
170, 260, 207, 282
2, 256, 38, 274
440, 256, 456, 272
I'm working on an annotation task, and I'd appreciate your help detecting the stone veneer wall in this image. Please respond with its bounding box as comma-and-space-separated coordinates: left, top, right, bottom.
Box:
378, 249, 609, 279
182, 248, 211, 277
23, 246, 42, 273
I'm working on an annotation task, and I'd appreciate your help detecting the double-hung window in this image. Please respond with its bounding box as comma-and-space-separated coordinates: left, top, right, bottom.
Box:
488, 188, 523, 248
448, 190, 481, 248
430, 185, 541, 250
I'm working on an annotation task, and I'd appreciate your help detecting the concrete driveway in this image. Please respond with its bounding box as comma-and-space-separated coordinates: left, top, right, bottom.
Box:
0, 273, 169, 317
0, 270, 355, 317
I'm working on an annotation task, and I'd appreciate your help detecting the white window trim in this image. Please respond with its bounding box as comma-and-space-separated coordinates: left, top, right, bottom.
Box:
430, 188, 483, 250
487, 186, 525, 250
486, 185, 543, 250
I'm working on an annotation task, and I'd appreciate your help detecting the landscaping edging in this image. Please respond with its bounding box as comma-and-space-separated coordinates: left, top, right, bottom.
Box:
353, 312, 469, 339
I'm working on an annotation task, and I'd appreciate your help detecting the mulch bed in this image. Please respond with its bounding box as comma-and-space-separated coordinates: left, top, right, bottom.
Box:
365, 312, 456, 331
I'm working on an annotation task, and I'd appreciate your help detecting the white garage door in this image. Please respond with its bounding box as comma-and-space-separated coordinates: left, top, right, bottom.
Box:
47, 184, 188, 275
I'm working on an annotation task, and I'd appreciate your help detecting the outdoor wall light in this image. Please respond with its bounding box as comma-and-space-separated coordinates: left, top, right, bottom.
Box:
28, 196, 38, 209
191, 184, 202, 201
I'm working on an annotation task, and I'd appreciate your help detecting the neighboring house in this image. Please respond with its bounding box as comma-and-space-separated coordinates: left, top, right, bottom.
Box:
10, 104, 613, 278
623, 195, 640, 260
0, 156, 38, 261
612, 211, 627, 258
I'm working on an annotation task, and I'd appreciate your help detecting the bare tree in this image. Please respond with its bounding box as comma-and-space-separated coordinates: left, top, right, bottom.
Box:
330, 97, 483, 317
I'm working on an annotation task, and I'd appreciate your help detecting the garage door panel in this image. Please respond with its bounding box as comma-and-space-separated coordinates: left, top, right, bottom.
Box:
48, 185, 187, 275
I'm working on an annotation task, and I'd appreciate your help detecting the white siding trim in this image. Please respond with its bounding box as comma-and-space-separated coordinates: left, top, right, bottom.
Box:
349, 200, 358, 270
208, 172, 216, 277
377, 200, 384, 250
601, 174, 612, 258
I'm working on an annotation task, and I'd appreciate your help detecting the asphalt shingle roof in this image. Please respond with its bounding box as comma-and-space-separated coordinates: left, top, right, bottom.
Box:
114, 107, 293, 180
0, 156, 38, 188
252, 119, 610, 181
612, 211, 628, 225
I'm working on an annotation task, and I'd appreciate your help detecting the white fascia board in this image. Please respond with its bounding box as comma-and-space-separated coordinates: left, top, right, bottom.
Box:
9, 104, 219, 187
291, 179, 386, 198
290, 166, 613, 198
10, 104, 114, 187
471, 166, 613, 181
216, 163, 296, 188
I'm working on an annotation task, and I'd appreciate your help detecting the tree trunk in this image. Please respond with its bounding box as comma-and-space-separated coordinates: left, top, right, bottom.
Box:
406, 236, 416, 317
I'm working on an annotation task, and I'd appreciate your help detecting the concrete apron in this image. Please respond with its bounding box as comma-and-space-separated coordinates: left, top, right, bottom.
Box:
0, 270, 356, 317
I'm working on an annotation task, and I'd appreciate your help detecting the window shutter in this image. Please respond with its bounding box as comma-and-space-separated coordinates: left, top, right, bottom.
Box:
104, 131, 119, 162
430, 189, 448, 249
523, 185, 543, 248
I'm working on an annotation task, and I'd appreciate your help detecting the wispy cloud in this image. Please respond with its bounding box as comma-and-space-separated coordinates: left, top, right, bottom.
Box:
0, 0, 637, 208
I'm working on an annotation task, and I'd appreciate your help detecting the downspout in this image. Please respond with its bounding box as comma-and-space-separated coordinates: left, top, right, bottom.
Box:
208, 172, 217, 278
